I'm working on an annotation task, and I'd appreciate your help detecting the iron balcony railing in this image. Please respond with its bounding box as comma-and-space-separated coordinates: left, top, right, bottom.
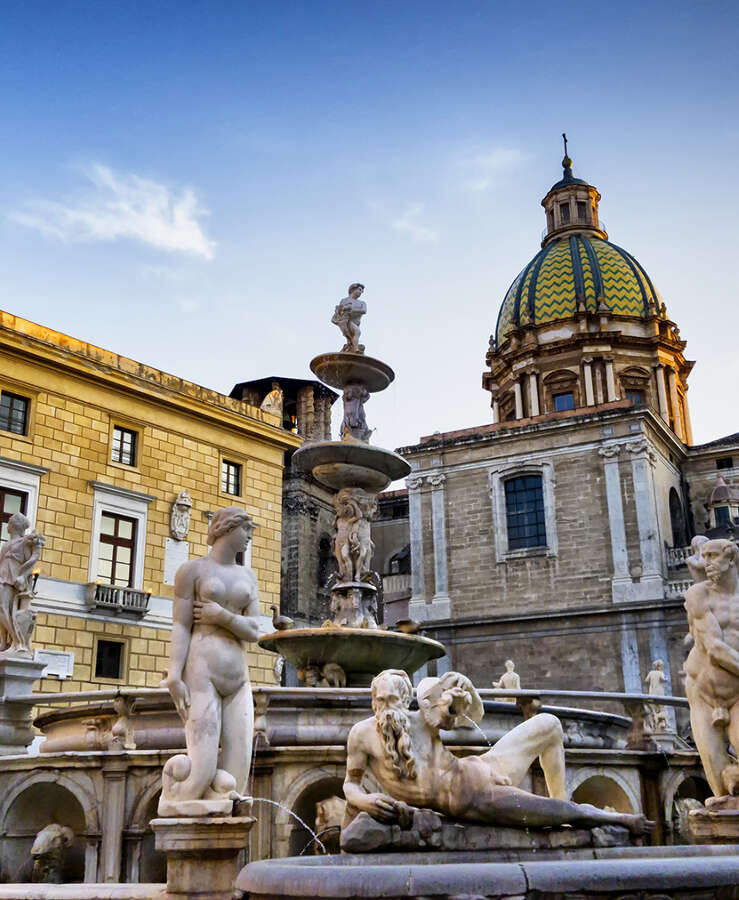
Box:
86, 582, 151, 616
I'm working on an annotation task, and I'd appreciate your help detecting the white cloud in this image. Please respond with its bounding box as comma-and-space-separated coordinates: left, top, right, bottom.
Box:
461, 146, 527, 192
390, 203, 439, 243
11, 164, 216, 260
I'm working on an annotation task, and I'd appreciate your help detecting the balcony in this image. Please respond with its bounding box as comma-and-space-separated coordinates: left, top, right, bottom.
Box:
86, 583, 151, 616
666, 580, 691, 599
382, 573, 412, 596
666, 545, 691, 569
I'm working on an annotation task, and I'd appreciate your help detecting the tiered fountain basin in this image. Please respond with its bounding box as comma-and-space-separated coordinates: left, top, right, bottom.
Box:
310, 352, 394, 392
292, 441, 409, 492
258, 627, 446, 687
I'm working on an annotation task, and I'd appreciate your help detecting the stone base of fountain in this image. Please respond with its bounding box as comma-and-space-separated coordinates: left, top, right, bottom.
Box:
236, 846, 739, 899
258, 627, 445, 687
151, 815, 254, 900
340, 810, 632, 854
687, 796, 739, 843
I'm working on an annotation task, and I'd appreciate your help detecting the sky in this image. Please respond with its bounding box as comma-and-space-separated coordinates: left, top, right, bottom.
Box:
1, 1, 738, 455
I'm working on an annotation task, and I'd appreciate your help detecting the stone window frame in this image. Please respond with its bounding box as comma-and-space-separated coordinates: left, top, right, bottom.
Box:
488, 460, 557, 563
88, 481, 154, 590
0, 456, 48, 531
542, 369, 581, 414
92, 632, 129, 684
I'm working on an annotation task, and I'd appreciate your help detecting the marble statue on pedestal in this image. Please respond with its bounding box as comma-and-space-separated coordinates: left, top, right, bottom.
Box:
331, 283, 366, 353
684, 538, 739, 802
492, 659, 520, 701
644, 659, 669, 734
0, 513, 45, 658
343, 669, 653, 840
158, 507, 259, 816
260, 381, 284, 418
333, 487, 376, 583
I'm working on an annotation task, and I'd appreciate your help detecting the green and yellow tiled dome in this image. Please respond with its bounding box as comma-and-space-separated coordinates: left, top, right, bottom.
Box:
495, 235, 664, 346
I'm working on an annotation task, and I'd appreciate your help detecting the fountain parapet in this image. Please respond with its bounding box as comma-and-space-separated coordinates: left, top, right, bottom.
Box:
259, 285, 445, 685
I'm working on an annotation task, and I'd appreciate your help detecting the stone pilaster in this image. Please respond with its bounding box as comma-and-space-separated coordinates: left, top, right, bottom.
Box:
492, 397, 500, 424
101, 758, 128, 881
666, 368, 684, 441
598, 444, 631, 603
428, 473, 451, 619
604, 357, 617, 401
527, 371, 540, 417
407, 476, 426, 619
513, 380, 523, 419
655, 364, 669, 421
626, 439, 664, 601
582, 357, 595, 405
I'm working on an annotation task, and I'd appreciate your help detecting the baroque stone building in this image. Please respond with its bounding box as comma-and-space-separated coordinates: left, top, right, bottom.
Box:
398, 150, 738, 699
0, 310, 299, 695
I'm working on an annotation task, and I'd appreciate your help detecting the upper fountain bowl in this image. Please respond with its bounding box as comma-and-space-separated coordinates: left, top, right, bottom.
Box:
292, 441, 410, 491
311, 352, 394, 393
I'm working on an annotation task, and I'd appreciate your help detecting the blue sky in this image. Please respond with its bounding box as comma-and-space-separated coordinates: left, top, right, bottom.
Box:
1, 1, 737, 452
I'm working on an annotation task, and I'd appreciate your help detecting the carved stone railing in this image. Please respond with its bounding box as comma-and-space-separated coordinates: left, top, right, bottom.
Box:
382, 573, 411, 595
666, 545, 691, 568
85, 583, 151, 616
666, 579, 692, 599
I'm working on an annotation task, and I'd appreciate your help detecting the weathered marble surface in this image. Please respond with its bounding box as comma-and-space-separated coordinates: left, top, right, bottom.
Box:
0, 513, 45, 658
159, 507, 259, 817
331, 283, 366, 353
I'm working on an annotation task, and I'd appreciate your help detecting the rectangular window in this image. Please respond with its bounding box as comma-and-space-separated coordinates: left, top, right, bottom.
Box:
559, 202, 570, 224
0, 488, 28, 544
97, 512, 137, 587
717, 458, 734, 470
95, 638, 125, 680
576, 200, 587, 221
626, 389, 645, 405
553, 392, 575, 412
505, 475, 546, 550
221, 460, 241, 496
716, 506, 731, 525
111, 426, 137, 466
0, 392, 30, 435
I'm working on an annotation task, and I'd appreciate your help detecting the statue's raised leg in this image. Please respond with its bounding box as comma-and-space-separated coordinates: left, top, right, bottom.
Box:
686, 677, 732, 797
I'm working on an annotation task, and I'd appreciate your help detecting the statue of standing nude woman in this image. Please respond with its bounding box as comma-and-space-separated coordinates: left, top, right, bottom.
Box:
158, 507, 260, 817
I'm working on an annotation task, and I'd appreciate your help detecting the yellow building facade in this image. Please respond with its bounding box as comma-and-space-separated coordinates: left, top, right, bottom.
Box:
0, 309, 300, 695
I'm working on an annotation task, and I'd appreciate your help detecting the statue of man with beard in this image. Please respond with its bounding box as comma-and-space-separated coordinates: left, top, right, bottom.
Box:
343, 669, 653, 835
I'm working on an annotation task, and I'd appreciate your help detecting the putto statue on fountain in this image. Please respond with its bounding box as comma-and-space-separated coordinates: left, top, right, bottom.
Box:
0, 512, 45, 658
331, 282, 366, 354
341, 669, 654, 851
158, 507, 259, 817
333, 487, 376, 584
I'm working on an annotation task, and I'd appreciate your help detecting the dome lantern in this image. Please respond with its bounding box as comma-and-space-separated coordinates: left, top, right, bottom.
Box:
541, 135, 607, 246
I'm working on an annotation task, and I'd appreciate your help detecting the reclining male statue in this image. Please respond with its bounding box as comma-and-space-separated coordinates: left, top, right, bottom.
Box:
343, 669, 654, 840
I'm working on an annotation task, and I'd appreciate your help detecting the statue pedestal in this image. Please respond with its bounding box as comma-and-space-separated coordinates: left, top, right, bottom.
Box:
151, 816, 255, 900
688, 797, 739, 844
0, 656, 46, 755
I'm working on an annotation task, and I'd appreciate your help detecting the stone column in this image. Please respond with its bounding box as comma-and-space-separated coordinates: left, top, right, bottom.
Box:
604, 358, 617, 401
101, 760, 127, 881
582, 358, 595, 405
513, 380, 523, 419
599, 445, 632, 603
527, 371, 540, 417
627, 440, 664, 601
407, 477, 426, 619
492, 397, 500, 424
655, 364, 669, 422
296, 385, 314, 439
428, 474, 451, 619
312, 394, 326, 442
666, 368, 684, 441
682, 391, 694, 445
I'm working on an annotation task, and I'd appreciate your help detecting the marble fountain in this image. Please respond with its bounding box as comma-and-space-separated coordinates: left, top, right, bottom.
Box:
0, 287, 737, 899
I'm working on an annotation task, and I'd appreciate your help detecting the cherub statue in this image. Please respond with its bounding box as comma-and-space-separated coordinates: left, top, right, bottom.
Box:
340, 384, 371, 443
333, 488, 376, 583
0, 513, 45, 657
331, 283, 366, 353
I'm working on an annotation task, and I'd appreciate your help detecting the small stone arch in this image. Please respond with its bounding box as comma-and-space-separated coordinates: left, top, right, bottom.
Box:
567, 767, 641, 814
276, 765, 345, 857
662, 769, 711, 829
125, 774, 165, 884
0, 772, 97, 883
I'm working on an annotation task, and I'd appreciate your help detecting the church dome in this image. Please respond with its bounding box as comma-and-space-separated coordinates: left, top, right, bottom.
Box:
495, 234, 664, 347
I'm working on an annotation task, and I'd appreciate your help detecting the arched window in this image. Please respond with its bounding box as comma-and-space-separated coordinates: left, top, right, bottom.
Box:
504, 475, 546, 550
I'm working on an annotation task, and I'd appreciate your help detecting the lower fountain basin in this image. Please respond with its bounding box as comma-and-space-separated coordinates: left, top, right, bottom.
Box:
258, 627, 446, 687
292, 441, 410, 491
237, 846, 739, 900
